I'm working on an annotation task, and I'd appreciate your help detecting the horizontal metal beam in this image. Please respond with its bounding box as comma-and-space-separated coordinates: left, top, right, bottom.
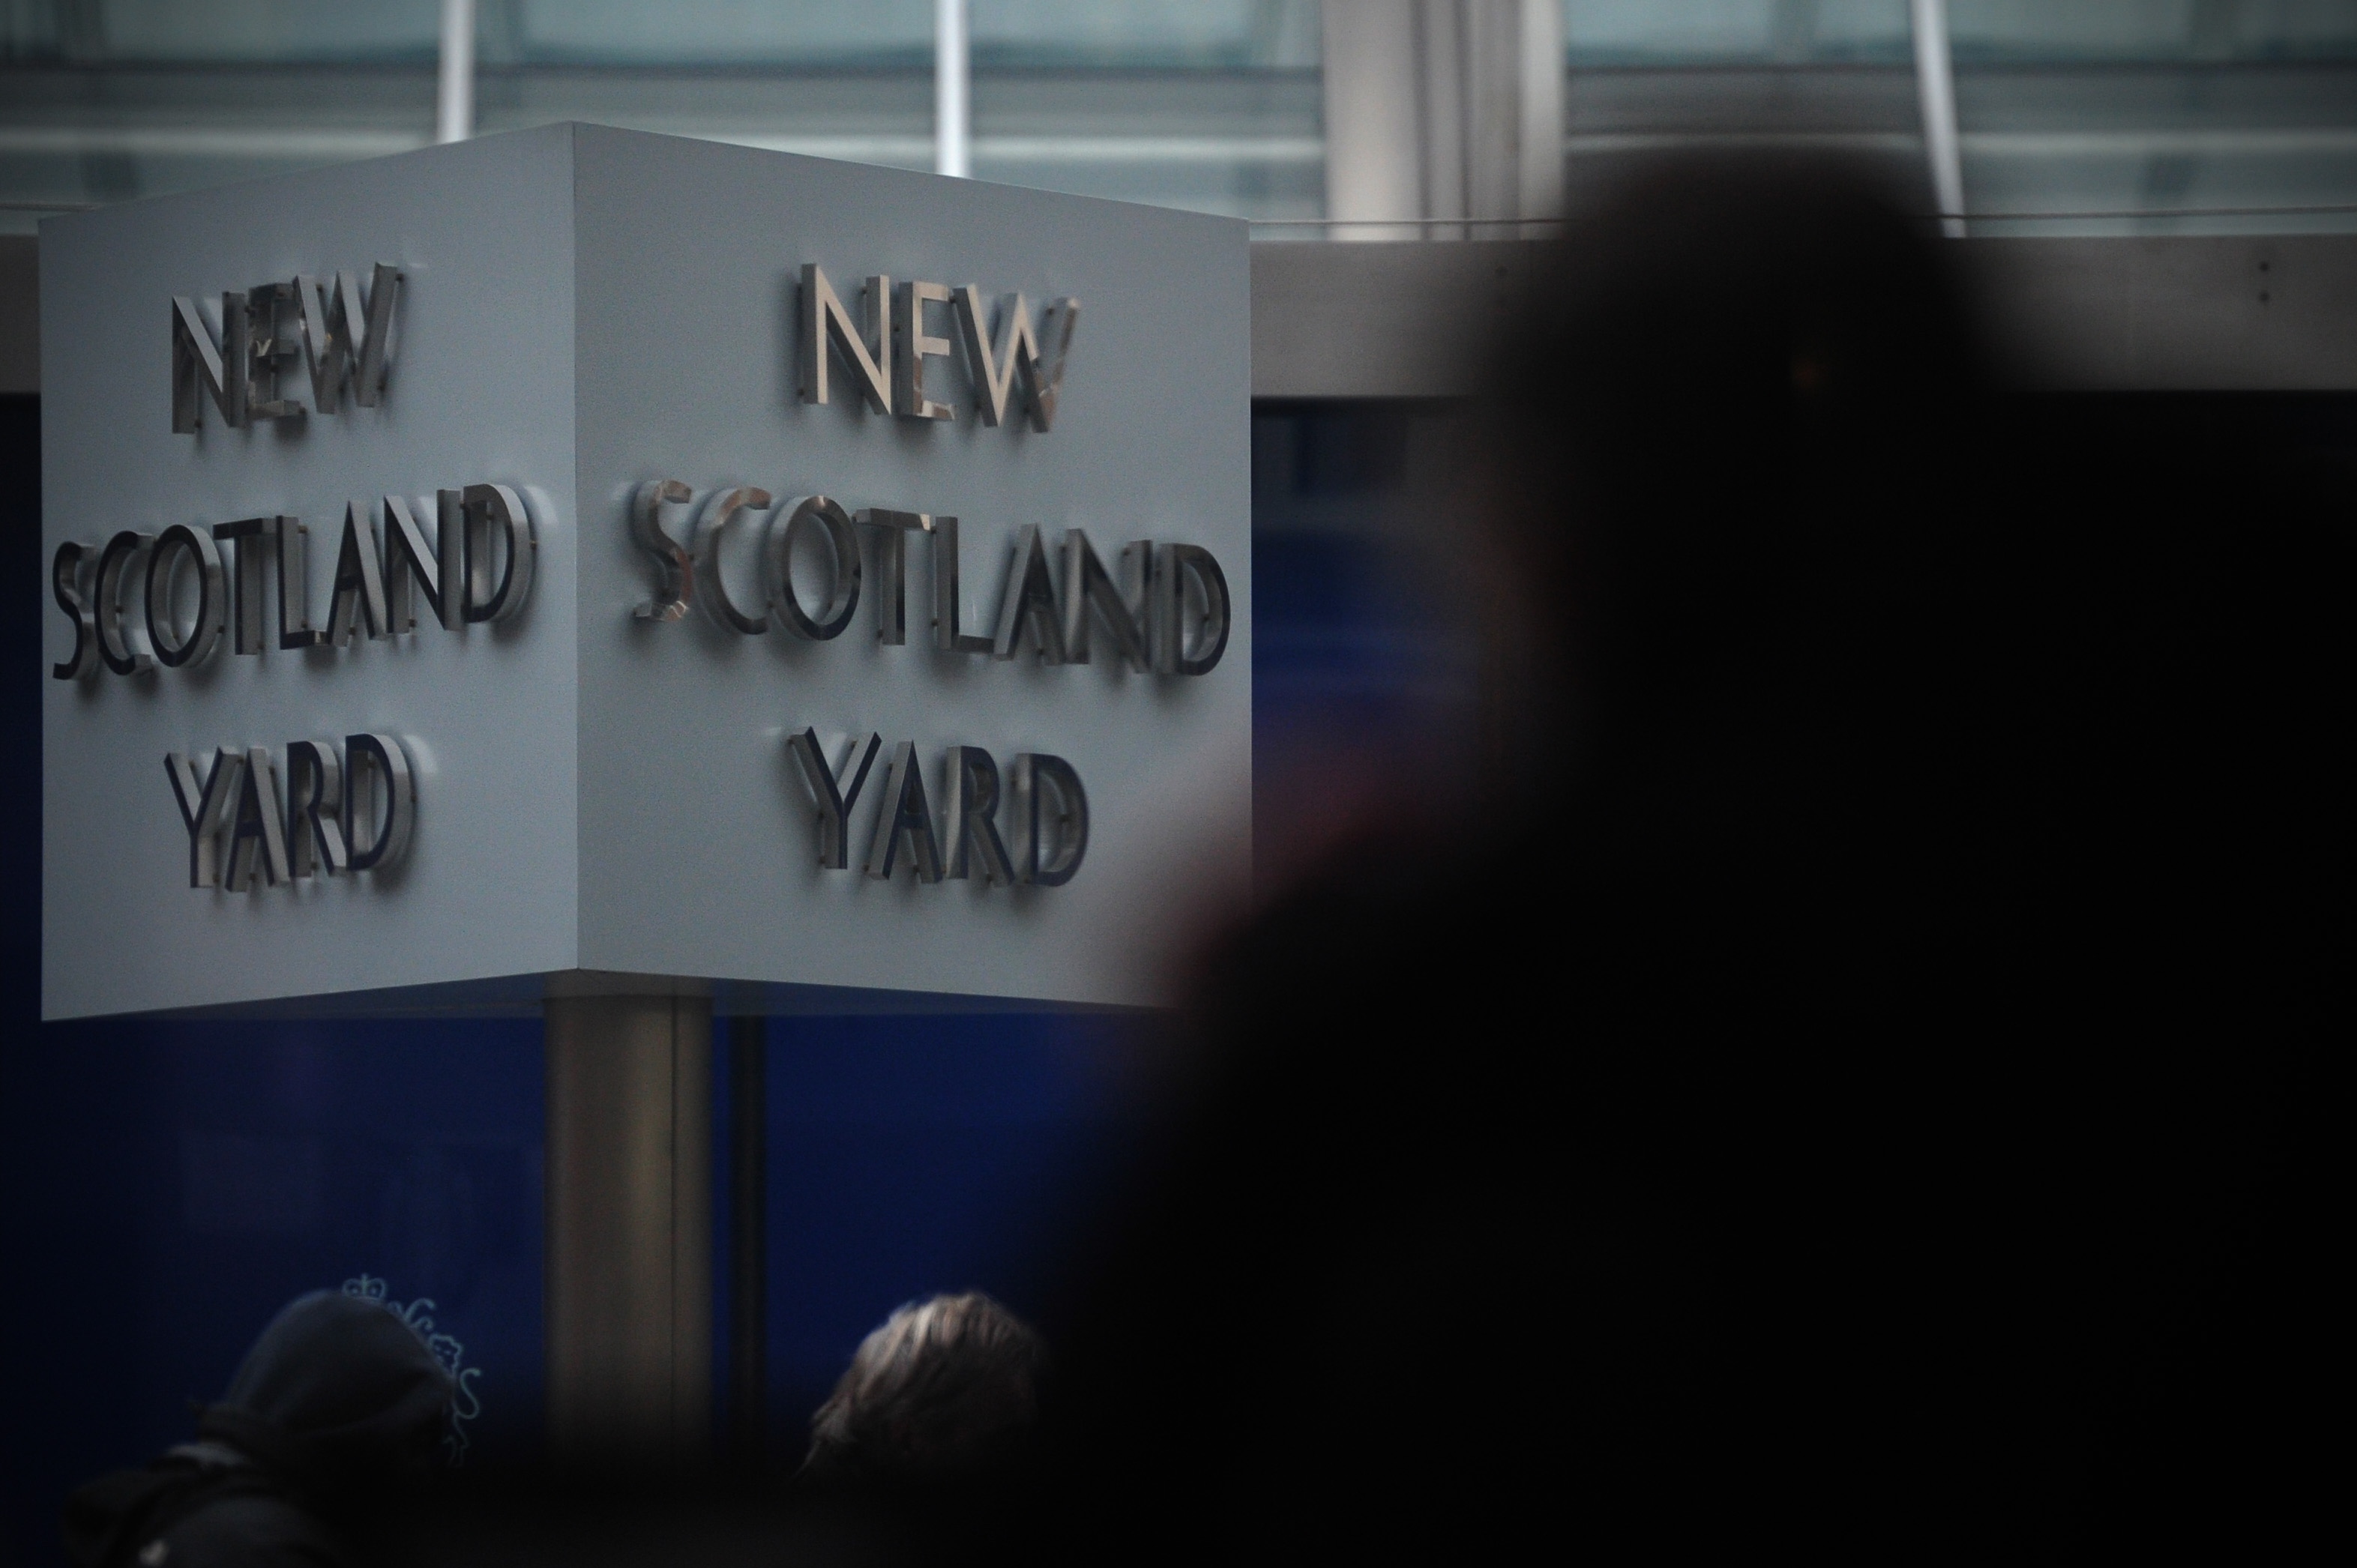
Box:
9, 231, 2353, 401
1250, 234, 2357, 397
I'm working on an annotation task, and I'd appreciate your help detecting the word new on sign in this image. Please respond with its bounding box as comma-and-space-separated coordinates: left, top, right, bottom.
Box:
172, 263, 401, 430
49, 486, 536, 680
798, 264, 1077, 429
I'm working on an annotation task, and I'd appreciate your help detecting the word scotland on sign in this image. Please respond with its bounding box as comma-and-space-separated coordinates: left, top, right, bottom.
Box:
40, 123, 1249, 1019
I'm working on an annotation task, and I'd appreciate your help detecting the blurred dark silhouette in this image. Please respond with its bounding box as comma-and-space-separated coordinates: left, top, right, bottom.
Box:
800, 1292, 1047, 1490
64, 1291, 453, 1568
1028, 156, 2341, 1563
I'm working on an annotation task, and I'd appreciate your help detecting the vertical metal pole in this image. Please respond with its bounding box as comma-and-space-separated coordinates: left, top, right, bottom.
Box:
1516, 0, 1565, 238
545, 992, 713, 1463
1910, 0, 1966, 238
726, 1016, 767, 1459
1320, 0, 1424, 239
936, 0, 970, 178
436, 0, 475, 145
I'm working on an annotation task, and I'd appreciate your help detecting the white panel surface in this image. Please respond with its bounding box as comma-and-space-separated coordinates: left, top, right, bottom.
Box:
40, 124, 1250, 1018
42, 127, 581, 1019
571, 127, 1250, 1007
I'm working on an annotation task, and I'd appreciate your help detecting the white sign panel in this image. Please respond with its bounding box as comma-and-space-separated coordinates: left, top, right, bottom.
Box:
41, 124, 1250, 1019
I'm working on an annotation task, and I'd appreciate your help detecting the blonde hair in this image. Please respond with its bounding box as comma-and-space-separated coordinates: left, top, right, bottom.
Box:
804, 1291, 1046, 1482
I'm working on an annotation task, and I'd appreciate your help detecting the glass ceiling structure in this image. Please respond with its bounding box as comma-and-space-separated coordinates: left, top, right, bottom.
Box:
1, 1, 2352, 235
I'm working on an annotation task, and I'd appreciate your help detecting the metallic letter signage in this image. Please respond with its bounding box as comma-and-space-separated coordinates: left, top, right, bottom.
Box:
172, 263, 402, 432
634, 477, 1228, 891
801, 264, 1077, 430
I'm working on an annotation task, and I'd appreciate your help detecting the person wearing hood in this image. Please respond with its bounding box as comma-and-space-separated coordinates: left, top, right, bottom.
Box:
64, 1290, 454, 1568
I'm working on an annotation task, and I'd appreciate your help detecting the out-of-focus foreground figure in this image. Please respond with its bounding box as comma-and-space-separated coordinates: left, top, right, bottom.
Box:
801, 1292, 1046, 1491
1032, 155, 2338, 1563
64, 1291, 453, 1568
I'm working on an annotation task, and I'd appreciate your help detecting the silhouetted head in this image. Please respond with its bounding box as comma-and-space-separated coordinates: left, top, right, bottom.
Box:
803, 1292, 1046, 1489
198, 1290, 454, 1503
1489, 155, 1995, 1007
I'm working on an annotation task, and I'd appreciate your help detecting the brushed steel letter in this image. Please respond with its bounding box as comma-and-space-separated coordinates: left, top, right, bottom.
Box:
325, 501, 389, 646
50, 540, 99, 681
165, 748, 243, 887
865, 741, 944, 883
798, 264, 893, 414
381, 495, 448, 632
893, 280, 956, 421
223, 746, 292, 890
927, 516, 996, 655
787, 728, 882, 871
992, 524, 1066, 663
631, 479, 695, 622
767, 495, 861, 640
284, 740, 347, 878
1061, 529, 1151, 672
144, 523, 226, 669
210, 518, 270, 655
942, 746, 1014, 886
96, 530, 155, 677
462, 483, 536, 624
1009, 753, 1089, 887
691, 486, 773, 636
274, 516, 323, 651
344, 733, 415, 872
171, 295, 243, 432
854, 508, 930, 646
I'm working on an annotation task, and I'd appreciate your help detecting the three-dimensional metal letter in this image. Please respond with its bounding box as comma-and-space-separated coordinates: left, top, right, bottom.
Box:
854, 509, 930, 645
381, 495, 449, 632
894, 280, 956, 421
294, 265, 400, 411
165, 749, 243, 887
325, 502, 389, 646
942, 746, 1014, 885
275, 516, 323, 650
1029, 298, 1080, 432
211, 518, 270, 655
1009, 753, 1089, 886
461, 483, 536, 624
96, 530, 156, 677
171, 295, 243, 432
691, 486, 773, 636
928, 516, 996, 655
343, 733, 415, 872
767, 495, 861, 639
993, 525, 1066, 663
1156, 543, 1231, 676
223, 746, 292, 890
798, 264, 893, 414
50, 541, 99, 681
949, 287, 1037, 429
242, 283, 306, 421
631, 479, 695, 622
283, 740, 347, 878
865, 741, 944, 883
1062, 530, 1150, 671
787, 728, 882, 871
143, 523, 225, 669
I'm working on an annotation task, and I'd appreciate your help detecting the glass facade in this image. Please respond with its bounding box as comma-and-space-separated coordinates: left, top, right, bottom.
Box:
7, 1, 2353, 236
1562, 0, 2357, 233
0, 1, 1323, 234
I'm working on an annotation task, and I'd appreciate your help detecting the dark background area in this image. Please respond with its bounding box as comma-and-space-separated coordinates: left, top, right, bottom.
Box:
0, 394, 1442, 1567
4, 391, 2348, 1562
